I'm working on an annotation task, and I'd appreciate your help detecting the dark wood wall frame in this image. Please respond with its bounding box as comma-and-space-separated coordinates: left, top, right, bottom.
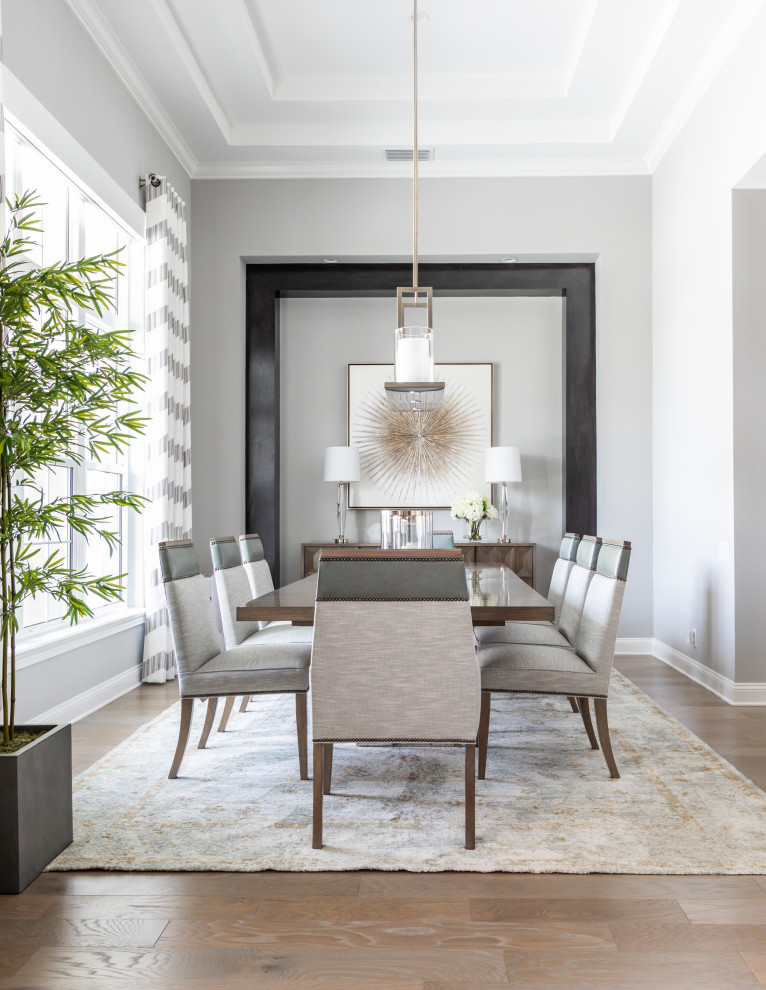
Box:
246, 262, 596, 583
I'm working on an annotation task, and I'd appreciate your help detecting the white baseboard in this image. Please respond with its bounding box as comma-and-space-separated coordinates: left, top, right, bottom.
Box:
616, 637, 766, 706
615, 637, 655, 656
32, 665, 143, 726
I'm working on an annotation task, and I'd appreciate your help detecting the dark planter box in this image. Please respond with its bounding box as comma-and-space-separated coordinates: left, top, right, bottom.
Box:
0, 723, 73, 894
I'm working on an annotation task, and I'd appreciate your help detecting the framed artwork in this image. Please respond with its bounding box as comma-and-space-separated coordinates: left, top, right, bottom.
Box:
347, 362, 493, 509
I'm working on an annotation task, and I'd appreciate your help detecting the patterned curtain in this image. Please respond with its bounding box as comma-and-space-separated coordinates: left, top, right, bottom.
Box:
141, 176, 192, 683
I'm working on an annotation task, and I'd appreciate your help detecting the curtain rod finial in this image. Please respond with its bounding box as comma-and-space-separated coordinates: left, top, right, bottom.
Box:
139, 172, 163, 189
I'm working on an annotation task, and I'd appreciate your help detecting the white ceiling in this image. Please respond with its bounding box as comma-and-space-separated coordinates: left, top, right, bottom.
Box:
64, 0, 762, 178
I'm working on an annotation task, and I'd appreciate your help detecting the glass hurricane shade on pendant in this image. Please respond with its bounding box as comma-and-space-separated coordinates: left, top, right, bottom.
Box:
324, 446, 360, 543
384, 1, 444, 414
485, 447, 522, 543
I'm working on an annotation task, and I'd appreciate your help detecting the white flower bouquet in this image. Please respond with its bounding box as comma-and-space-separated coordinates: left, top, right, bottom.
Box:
450, 491, 498, 542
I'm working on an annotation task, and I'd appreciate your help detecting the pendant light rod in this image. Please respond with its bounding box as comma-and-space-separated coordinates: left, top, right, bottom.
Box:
412, 0, 419, 290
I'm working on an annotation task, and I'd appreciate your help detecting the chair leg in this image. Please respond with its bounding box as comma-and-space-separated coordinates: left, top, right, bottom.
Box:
239, 695, 251, 713
312, 743, 323, 849
322, 743, 333, 795
568, 696, 579, 713
578, 697, 599, 750
594, 698, 620, 779
218, 696, 235, 732
197, 697, 218, 749
478, 691, 491, 780
295, 694, 308, 780
168, 698, 193, 779
465, 744, 476, 850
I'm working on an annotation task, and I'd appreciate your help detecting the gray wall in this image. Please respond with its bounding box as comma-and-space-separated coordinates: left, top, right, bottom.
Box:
732, 190, 766, 682
652, 2, 766, 683
191, 175, 653, 636
280, 295, 564, 588
2, 0, 191, 720
2, 0, 190, 209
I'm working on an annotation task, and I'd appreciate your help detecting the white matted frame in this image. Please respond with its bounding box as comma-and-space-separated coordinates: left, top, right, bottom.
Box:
348, 363, 493, 509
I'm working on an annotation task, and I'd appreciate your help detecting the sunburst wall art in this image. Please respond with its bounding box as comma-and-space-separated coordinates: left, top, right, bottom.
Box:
347, 363, 493, 509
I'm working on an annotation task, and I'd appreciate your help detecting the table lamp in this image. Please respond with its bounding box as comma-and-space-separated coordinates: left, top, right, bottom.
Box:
324, 446, 360, 543
484, 446, 522, 543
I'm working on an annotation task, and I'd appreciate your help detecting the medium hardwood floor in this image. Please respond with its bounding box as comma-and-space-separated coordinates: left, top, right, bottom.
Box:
3, 656, 766, 988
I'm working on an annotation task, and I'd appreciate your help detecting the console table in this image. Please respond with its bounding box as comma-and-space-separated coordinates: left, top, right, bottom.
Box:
301, 542, 536, 588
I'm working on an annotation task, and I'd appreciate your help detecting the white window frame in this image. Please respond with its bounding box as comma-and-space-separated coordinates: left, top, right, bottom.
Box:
3, 115, 147, 658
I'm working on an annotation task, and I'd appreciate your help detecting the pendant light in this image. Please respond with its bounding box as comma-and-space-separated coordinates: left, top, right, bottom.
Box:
384, 0, 444, 413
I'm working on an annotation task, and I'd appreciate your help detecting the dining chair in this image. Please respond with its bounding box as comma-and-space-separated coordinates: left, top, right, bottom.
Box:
476, 539, 631, 780
212, 536, 313, 723
475, 534, 596, 650
160, 539, 310, 779
474, 532, 591, 715
432, 530, 456, 549
310, 548, 481, 850
237, 533, 276, 627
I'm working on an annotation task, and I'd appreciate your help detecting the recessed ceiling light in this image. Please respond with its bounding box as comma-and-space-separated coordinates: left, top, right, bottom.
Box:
323, 258, 339, 264
501, 257, 518, 263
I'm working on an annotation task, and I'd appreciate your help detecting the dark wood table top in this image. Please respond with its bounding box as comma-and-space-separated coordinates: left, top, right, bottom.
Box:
236, 564, 554, 625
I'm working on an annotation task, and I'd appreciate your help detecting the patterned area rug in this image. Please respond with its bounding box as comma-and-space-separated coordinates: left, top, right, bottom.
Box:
50, 672, 766, 873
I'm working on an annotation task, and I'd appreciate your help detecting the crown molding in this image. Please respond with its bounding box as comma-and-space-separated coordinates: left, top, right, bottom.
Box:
148, 0, 231, 141
609, 0, 685, 139
646, 0, 764, 171
563, 0, 599, 95
192, 157, 651, 180
237, 0, 276, 99
63, 0, 197, 176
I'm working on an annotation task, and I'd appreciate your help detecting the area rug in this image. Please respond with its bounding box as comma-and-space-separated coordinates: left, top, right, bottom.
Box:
49, 672, 766, 873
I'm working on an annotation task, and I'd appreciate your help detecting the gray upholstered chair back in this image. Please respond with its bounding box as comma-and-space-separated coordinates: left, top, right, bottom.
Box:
210, 536, 261, 648
557, 535, 602, 644
159, 540, 221, 683
547, 532, 581, 624
311, 550, 480, 744
432, 530, 456, 549
576, 540, 631, 682
238, 534, 275, 629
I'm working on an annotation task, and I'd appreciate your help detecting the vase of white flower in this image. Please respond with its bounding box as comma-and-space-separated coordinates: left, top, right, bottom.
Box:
450, 492, 498, 542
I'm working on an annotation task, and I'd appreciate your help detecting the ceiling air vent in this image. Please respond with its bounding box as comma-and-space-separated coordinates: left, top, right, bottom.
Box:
385, 148, 434, 162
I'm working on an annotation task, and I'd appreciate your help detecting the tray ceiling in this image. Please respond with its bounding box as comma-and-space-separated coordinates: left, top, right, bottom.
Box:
64, 0, 761, 178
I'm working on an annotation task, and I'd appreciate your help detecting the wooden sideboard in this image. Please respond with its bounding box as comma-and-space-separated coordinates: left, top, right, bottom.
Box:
301, 542, 536, 588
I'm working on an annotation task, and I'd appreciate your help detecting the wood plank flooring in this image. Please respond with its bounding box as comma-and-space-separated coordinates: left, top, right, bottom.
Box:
3, 655, 766, 988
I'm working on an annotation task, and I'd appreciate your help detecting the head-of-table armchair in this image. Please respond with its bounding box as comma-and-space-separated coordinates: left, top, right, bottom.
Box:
310, 548, 481, 850
160, 539, 310, 780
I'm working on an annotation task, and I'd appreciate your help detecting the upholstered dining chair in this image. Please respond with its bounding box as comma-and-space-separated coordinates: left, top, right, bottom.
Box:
310, 548, 481, 850
237, 533, 277, 625
432, 530, 456, 549
211, 536, 313, 725
476, 539, 631, 780
474, 533, 593, 650
474, 532, 588, 716
160, 539, 310, 779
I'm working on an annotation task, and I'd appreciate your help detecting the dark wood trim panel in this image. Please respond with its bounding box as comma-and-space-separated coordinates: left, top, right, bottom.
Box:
246, 262, 596, 582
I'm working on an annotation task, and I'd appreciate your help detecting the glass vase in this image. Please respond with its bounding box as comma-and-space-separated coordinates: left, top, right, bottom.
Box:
463, 519, 485, 542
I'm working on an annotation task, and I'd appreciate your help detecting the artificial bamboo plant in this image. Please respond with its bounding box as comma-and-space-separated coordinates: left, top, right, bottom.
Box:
0, 192, 147, 750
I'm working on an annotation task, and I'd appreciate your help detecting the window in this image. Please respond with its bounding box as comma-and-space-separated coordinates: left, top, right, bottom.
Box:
5, 122, 145, 632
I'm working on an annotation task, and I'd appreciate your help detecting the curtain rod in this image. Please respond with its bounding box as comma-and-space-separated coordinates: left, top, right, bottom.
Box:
139, 173, 163, 189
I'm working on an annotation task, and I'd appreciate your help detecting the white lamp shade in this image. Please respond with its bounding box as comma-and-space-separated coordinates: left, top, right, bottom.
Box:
324, 446, 360, 482
485, 446, 522, 483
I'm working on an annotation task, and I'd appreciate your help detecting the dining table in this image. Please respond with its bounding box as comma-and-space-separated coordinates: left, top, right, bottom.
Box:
237, 563, 554, 626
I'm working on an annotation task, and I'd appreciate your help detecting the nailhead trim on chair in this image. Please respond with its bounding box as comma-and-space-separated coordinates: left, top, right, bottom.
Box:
319, 596, 469, 603
312, 736, 478, 744
181, 688, 309, 700
482, 687, 608, 698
